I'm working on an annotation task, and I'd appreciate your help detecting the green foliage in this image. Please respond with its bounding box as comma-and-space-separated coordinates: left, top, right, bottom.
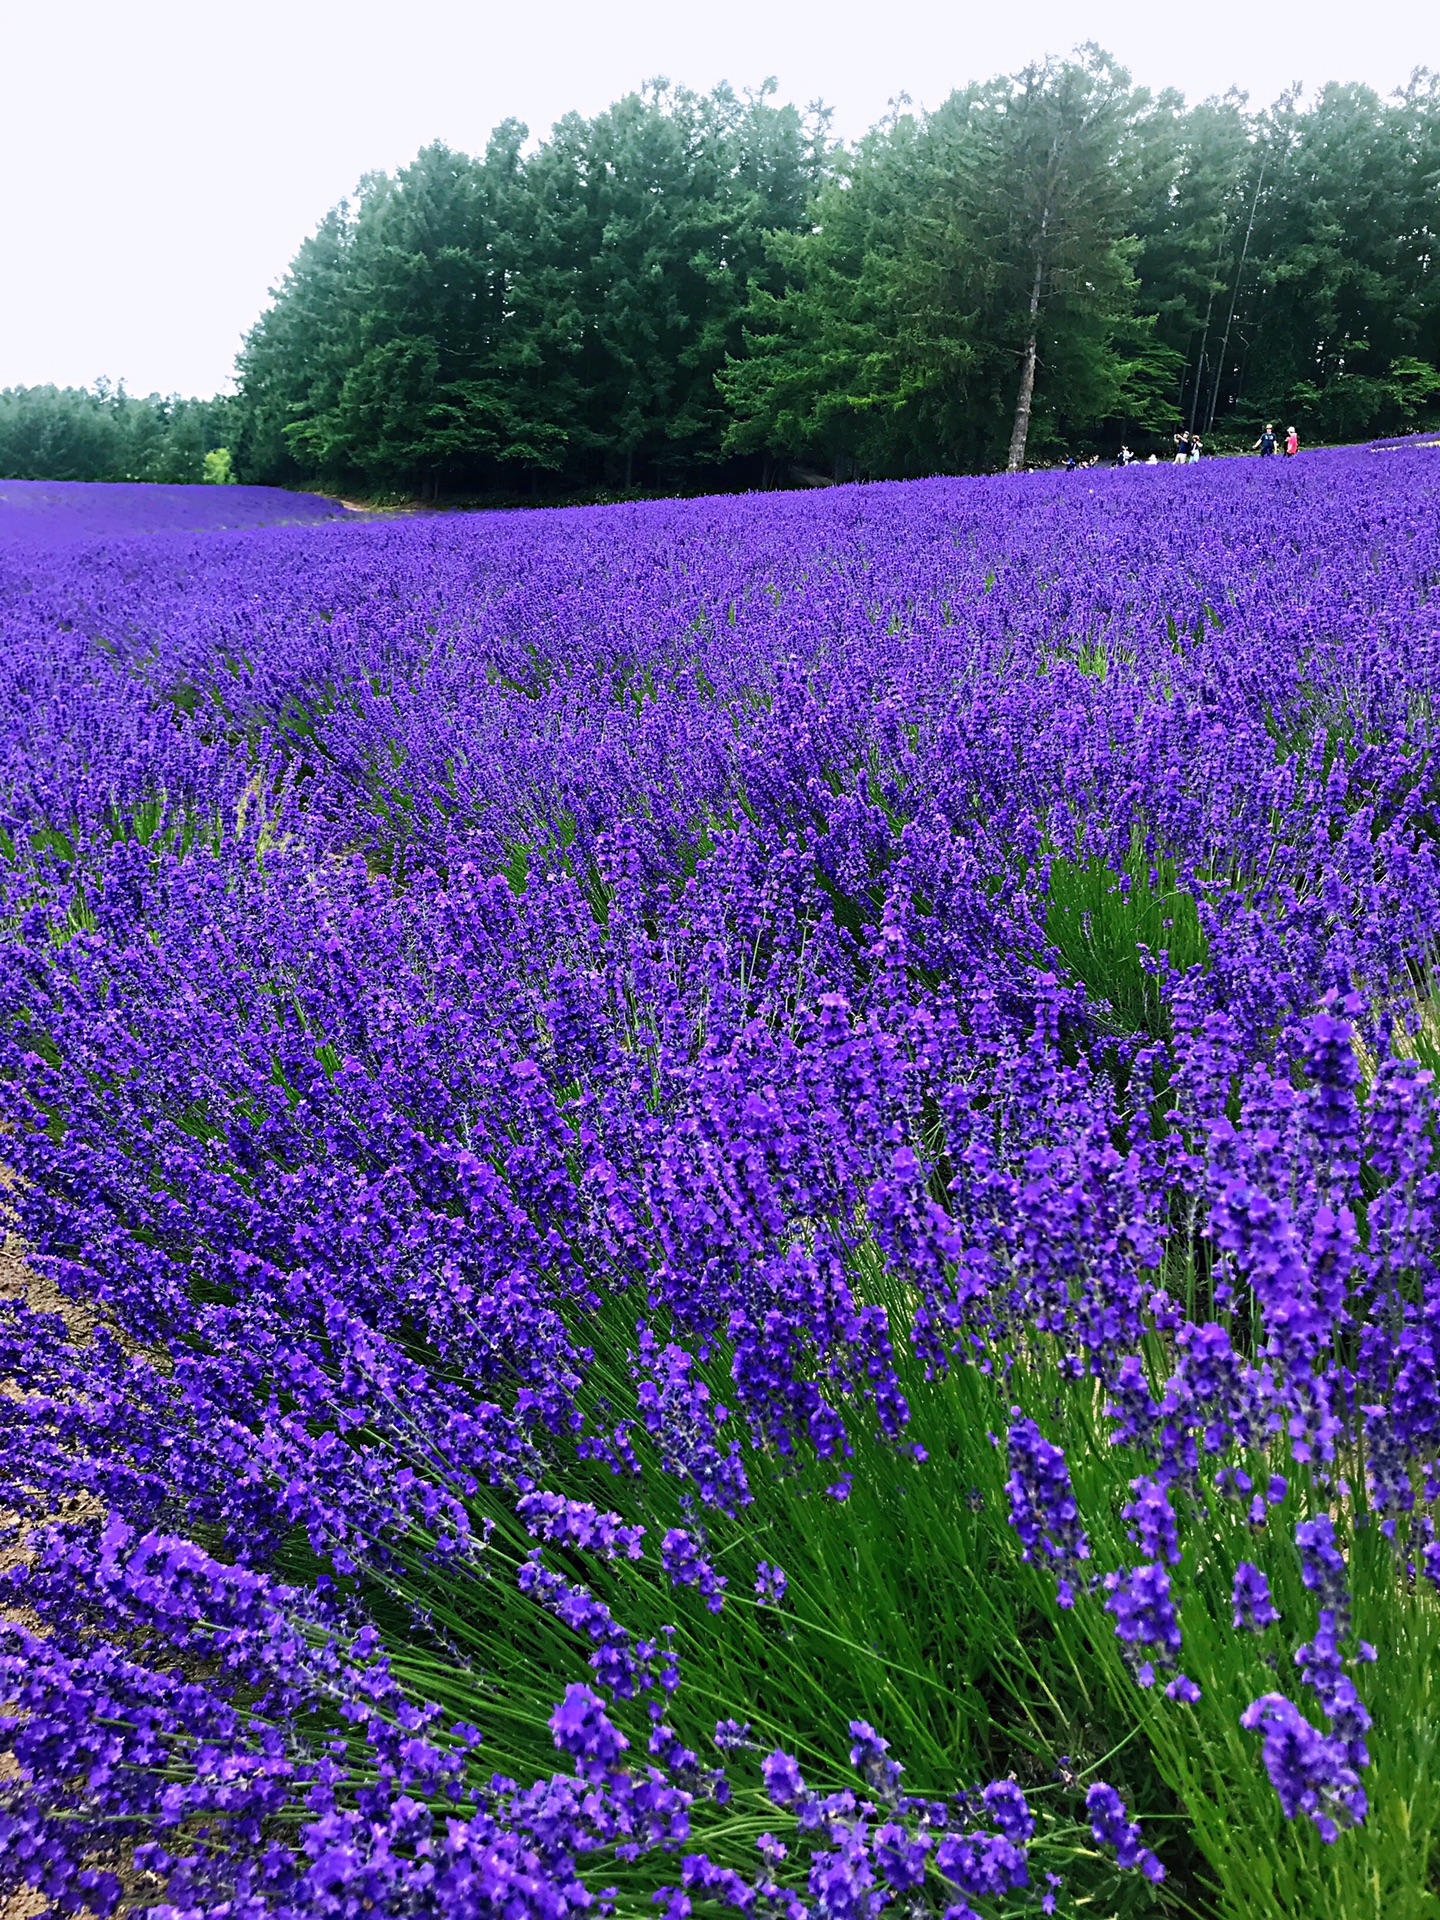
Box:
256, 60, 1439, 493
722, 54, 1440, 476
202, 446, 237, 484
718, 112, 999, 476
0, 380, 235, 483
720, 53, 1177, 475
1136, 71, 1440, 441
365, 1291, 1171, 1914
1045, 846, 1209, 1037
21, 57, 1425, 495
235, 86, 832, 496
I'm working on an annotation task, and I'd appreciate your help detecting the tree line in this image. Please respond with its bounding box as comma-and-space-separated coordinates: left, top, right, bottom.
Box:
6, 51, 1440, 494
0, 381, 237, 486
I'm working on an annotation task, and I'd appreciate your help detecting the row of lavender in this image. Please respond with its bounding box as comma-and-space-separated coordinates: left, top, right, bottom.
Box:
3, 450, 1440, 1918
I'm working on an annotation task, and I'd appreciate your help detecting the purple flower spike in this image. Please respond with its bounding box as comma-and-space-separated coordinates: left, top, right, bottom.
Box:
517, 1489, 646, 1560
1241, 1694, 1368, 1841
661, 1528, 728, 1612
1006, 1415, 1090, 1602
1104, 1562, 1183, 1685
755, 1560, 788, 1606
762, 1749, 806, 1807
848, 1719, 903, 1802
1233, 1561, 1281, 1631
981, 1779, 1035, 1842
1295, 1516, 1349, 1616
1085, 1782, 1165, 1882
549, 1681, 629, 1775
1122, 1476, 1181, 1565
7, 446, 1440, 1910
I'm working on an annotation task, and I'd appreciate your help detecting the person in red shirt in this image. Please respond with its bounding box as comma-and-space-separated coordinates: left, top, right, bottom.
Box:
1285, 426, 1299, 457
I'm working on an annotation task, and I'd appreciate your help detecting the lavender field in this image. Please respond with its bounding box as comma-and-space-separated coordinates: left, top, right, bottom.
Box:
3, 446, 1440, 1920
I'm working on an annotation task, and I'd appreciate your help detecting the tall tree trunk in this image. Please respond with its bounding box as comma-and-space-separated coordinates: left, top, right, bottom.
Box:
1007, 249, 1046, 473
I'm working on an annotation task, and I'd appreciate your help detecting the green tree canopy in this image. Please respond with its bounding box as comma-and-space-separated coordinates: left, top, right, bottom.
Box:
8, 55, 1437, 494
234, 84, 831, 495
0, 382, 235, 484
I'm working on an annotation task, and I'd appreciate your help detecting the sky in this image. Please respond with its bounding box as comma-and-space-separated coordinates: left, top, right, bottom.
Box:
1, 0, 1433, 398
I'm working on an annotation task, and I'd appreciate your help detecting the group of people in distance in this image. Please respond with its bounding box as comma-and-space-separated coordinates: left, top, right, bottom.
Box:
1254, 421, 1300, 458
1100, 421, 1301, 469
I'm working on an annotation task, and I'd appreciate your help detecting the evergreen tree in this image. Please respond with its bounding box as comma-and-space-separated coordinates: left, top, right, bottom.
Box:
723, 52, 1179, 477
0, 383, 234, 484
12, 57, 1419, 497
235, 85, 828, 495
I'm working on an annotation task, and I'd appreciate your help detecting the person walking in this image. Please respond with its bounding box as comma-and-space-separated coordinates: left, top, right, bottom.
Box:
1285, 425, 1299, 457
1254, 423, 1277, 457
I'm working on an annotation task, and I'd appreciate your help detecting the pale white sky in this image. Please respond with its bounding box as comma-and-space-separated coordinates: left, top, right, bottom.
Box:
1, 0, 1432, 397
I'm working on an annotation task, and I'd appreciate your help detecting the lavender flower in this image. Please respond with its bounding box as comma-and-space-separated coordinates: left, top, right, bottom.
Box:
1085, 1782, 1164, 1882
549, 1682, 629, 1776
1122, 1476, 1181, 1565
934, 1830, 1029, 1899
762, 1750, 806, 1808
1295, 1515, 1349, 1619
1005, 1414, 1090, 1605
1232, 1561, 1281, 1632
661, 1528, 728, 1612
981, 1780, 1035, 1842
1104, 1562, 1184, 1686
1241, 1694, 1368, 1842
754, 1560, 788, 1606
517, 1490, 646, 1561
1294, 1616, 1373, 1768
6, 449, 1440, 1910
848, 1720, 903, 1802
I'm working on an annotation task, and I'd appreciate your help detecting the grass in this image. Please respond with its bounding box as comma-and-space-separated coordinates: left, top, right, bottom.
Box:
1045, 846, 1209, 1039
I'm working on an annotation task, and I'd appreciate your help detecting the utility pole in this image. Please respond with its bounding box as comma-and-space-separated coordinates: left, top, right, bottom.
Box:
1206, 156, 1264, 435
1187, 222, 1225, 433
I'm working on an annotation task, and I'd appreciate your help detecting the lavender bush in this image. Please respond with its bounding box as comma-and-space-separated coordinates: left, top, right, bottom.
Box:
0, 477, 346, 544
3, 446, 1440, 1918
